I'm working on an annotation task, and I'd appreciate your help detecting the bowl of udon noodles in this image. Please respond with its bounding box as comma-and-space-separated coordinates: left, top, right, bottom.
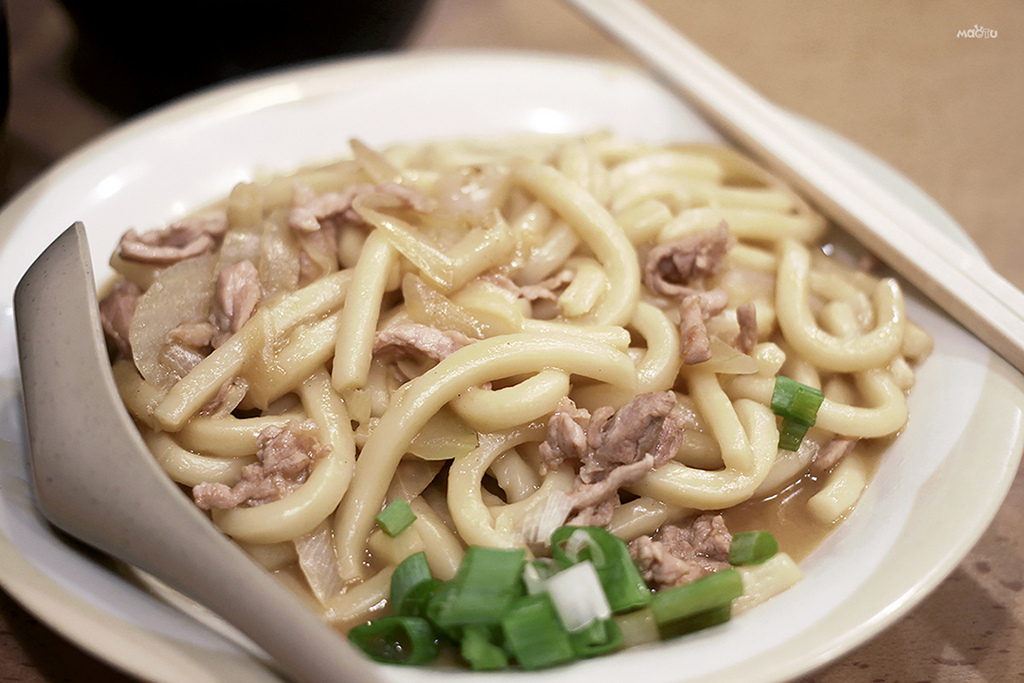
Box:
1, 51, 1021, 683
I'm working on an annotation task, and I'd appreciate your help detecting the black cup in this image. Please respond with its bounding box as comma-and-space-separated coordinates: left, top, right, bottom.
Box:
1, 0, 9, 134
57, 0, 430, 115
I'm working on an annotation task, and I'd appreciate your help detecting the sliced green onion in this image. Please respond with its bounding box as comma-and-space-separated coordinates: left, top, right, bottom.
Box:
459, 624, 509, 671
423, 583, 463, 643
348, 615, 439, 665
500, 593, 576, 671
375, 498, 416, 537
771, 376, 824, 423
728, 531, 779, 566
560, 528, 608, 566
391, 551, 432, 615
777, 416, 811, 451
657, 604, 733, 640
771, 377, 824, 451
429, 547, 526, 628
551, 526, 652, 613
650, 569, 742, 629
399, 578, 445, 620
568, 617, 623, 658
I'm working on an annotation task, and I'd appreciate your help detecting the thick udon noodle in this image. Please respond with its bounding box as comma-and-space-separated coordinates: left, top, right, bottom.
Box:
106, 132, 931, 629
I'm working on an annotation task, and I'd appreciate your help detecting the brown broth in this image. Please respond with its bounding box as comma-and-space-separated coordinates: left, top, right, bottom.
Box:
721, 438, 887, 562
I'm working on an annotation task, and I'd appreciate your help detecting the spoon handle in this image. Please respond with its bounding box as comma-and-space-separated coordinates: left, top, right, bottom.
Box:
563, 0, 1024, 375
15, 223, 379, 683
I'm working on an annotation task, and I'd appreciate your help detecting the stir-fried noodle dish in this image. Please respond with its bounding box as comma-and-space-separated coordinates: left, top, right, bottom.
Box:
100, 132, 931, 669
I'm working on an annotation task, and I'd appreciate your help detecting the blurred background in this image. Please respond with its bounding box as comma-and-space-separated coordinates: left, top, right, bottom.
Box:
1, 1, 1022, 681
1, 1, 1021, 290
55, 0, 430, 113
1, 2, 8, 135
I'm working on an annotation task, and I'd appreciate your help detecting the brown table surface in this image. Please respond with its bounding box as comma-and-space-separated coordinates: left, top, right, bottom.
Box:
2, 1, 1023, 681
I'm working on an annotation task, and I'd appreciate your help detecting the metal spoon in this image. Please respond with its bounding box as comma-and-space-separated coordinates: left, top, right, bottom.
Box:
14, 223, 380, 683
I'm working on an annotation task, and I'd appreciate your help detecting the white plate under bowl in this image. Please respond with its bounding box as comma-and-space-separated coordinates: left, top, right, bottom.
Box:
1, 50, 1022, 683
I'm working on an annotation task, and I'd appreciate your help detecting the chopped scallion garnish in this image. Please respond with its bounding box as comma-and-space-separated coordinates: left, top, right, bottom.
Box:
657, 604, 733, 639
391, 551, 433, 615
650, 569, 742, 631
562, 528, 608, 566
459, 624, 509, 671
375, 498, 416, 537
350, 528, 764, 670
429, 547, 526, 628
551, 526, 652, 613
777, 416, 812, 451
771, 376, 825, 422
728, 530, 779, 566
544, 560, 612, 631
770, 376, 824, 451
500, 593, 576, 670
398, 578, 445, 620
347, 615, 439, 665
568, 617, 623, 658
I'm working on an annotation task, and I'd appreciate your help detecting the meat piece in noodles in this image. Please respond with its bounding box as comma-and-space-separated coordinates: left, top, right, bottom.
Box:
296, 224, 340, 285
538, 392, 687, 527
733, 301, 758, 354
192, 420, 327, 510
643, 222, 730, 298
372, 323, 477, 383
289, 181, 437, 232
678, 290, 728, 365
159, 322, 218, 380
487, 269, 574, 303
581, 391, 687, 482
212, 259, 262, 346
118, 214, 228, 265
99, 279, 140, 358
629, 513, 733, 590
289, 183, 367, 232
374, 323, 475, 365
538, 397, 590, 473
167, 321, 217, 348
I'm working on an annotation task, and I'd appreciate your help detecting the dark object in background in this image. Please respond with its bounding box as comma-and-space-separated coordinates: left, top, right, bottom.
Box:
1, 0, 9, 134
57, 0, 431, 115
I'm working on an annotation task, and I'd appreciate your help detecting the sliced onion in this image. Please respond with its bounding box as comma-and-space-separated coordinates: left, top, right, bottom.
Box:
387, 460, 444, 502
129, 253, 216, 388
258, 215, 301, 298
401, 273, 487, 339
517, 490, 573, 547
697, 337, 759, 375
754, 428, 825, 496
294, 521, 344, 605
217, 228, 262, 270
407, 408, 479, 461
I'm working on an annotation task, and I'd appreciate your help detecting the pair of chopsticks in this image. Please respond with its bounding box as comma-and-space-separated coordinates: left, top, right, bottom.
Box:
563, 0, 1024, 375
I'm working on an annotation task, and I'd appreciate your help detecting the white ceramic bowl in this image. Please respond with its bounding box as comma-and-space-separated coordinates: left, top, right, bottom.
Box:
1, 51, 1022, 683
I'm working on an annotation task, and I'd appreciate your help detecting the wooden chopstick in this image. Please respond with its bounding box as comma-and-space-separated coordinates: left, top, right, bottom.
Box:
563, 0, 1024, 375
